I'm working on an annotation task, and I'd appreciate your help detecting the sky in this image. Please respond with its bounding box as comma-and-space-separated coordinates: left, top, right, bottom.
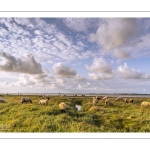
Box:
0, 18, 150, 94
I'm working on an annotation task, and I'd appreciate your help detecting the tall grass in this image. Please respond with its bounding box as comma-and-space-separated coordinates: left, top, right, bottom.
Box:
0, 95, 150, 132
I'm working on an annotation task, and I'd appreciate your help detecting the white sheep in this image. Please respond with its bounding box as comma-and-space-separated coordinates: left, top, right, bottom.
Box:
102, 96, 108, 100
105, 99, 113, 106
141, 101, 150, 107
39, 97, 50, 105
115, 97, 123, 101
0, 98, 6, 103
92, 97, 98, 105
21, 97, 32, 104
59, 102, 67, 113
124, 98, 129, 103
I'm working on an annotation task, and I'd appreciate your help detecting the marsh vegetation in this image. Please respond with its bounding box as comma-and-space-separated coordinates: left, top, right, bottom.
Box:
0, 94, 150, 132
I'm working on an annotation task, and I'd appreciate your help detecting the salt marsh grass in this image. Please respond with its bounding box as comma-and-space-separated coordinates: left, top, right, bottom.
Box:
0, 95, 150, 132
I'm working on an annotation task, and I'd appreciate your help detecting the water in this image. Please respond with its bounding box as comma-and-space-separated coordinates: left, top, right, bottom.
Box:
1, 93, 150, 98
76, 105, 81, 111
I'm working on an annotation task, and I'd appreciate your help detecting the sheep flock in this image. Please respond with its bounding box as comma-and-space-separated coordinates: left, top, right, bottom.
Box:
0, 94, 150, 114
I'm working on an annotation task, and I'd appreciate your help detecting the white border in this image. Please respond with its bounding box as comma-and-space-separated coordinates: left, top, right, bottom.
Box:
0, 12, 150, 18
0, 133, 150, 139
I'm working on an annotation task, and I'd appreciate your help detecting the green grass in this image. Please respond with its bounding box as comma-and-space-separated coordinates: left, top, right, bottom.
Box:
0, 95, 150, 132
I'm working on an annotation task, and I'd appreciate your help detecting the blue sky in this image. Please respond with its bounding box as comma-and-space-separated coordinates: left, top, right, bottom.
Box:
0, 18, 150, 93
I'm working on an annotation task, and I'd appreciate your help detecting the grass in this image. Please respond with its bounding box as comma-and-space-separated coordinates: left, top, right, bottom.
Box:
0, 94, 150, 132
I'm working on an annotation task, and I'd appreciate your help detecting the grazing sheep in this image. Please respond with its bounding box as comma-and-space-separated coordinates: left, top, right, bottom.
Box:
102, 96, 108, 100
59, 102, 67, 113
115, 97, 123, 101
92, 97, 98, 105
141, 101, 150, 107
124, 98, 129, 103
96, 96, 101, 100
0, 98, 6, 103
21, 97, 32, 104
39, 97, 50, 105
105, 99, 113, 106
129, 98, 133, 103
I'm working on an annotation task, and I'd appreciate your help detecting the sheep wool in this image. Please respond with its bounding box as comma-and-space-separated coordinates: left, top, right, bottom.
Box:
0, 98, 6, 103
141, 101, 150, 106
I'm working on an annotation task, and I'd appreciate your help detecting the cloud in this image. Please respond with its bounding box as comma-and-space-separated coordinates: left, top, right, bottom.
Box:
89, 18, 140, 58
16, 74, 36, 86
53, 63, 77, 78
113, 49, 131, 59
86, 57, 115, 80
89, 73, 102, 80
63, 18, 100, 33
0, 52, 43, 74
117, 63, 143, 79
89, 72, 115, 80
85, 57, 113, 74
75, 74, 86, 82
63, 18, 88, 32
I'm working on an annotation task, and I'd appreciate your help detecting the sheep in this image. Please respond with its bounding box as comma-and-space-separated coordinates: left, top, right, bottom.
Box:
124, 98, 129, 103
102, 96, 108, 100
96, 96, 101, 100
129, 98, 134, 103
92, 97, 98, 105
21, 97, 32, 104
105, 99, 113, 106
141, 101, 150, 107
39, 97, 50, 105
59, 102, 67, 113
115, 97, 123, 101
0, 98, 6, 103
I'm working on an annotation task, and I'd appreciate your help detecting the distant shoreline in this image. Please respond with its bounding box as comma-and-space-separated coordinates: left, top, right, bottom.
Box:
1, 93, 150, 98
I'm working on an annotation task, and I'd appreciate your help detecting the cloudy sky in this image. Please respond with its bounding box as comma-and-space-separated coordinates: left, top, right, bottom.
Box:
0, 18, 150, 94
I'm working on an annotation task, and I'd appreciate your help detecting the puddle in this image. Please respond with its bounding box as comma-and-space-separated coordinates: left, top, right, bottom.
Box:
75, 105, 81, 111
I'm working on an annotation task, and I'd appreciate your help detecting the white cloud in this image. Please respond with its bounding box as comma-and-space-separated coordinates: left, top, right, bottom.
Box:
63, 18, 100, 33
63, 18, 88, 32
89, 72, 115, 80
89, 73, 102, 80
0, 52, 43, 74
53, 63, 77, 78
75, 74, 86, 82
89, 18, 140, 59
85, 57, 113, 74
14, 18, 35, 29
113, 49, 131, 59
117, 63, 143, 79
16, 74, 36, 86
